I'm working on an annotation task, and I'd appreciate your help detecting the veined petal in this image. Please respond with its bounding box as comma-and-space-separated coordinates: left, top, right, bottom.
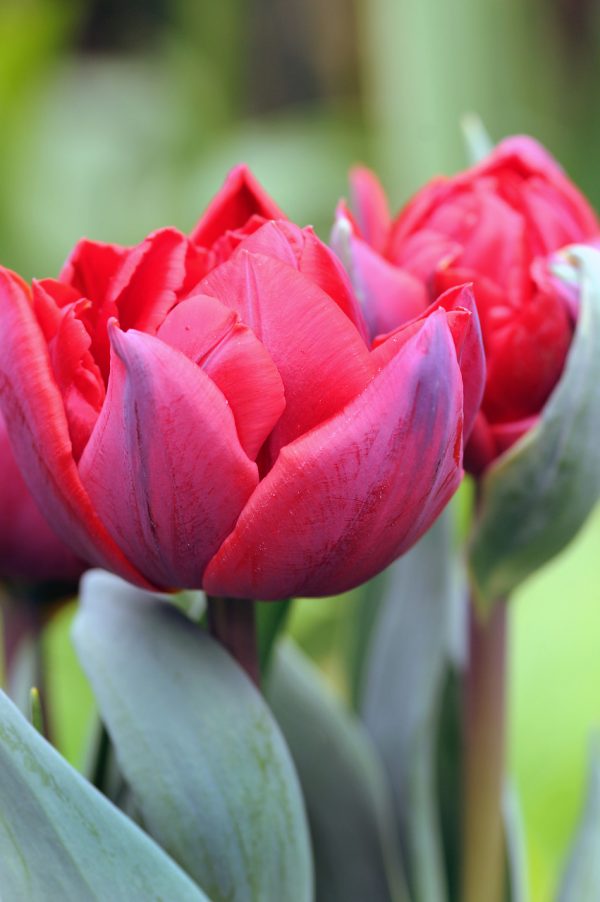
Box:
0, 268, 146, 584
158, 295, 285, 459
190, 164, 284, 248
78, 326, 258, 589
198, 251, 374, 458
204, 311, 463, 600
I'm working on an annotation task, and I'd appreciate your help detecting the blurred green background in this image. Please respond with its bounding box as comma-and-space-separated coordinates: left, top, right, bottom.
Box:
3, 0, 600, 899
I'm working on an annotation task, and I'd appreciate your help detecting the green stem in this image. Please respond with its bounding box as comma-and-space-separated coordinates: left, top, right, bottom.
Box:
1, 587, 51, 740
462, 597, 507, 902
207, 596, 260, 686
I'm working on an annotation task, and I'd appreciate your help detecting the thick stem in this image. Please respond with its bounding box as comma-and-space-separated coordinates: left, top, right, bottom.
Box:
462, 597, 507, 902
1, 588, 51, 739
207, 596, 260, 686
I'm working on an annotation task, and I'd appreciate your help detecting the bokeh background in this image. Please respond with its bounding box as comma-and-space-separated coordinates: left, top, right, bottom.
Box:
3, 1, 600, 898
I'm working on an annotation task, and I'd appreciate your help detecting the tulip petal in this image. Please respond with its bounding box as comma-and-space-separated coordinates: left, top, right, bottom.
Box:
158, 295, 286, 459
109, 228, 189, 333
199, 251, 374, 458
0, 269, 146, 584
204, 311, 463, 600
234, 221, 370, 342
349, 165, 392, 255
345, 233, 428, 337
372, 285, 485, 441
78, 327, 258, 589
60, 238, 128, 301
191, 164, 284, 248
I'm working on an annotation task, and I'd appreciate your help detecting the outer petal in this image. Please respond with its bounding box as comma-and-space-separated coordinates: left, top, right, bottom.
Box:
190, 164, 285, 248
78, 326, 258, 589
198, 251, 374, 457
158, 295, 285, 460
204, 311, 463, 600
344, 233, 428, 337
372, 285, 485, 441
0, 413, 84, 583
0, 269, 146, 585
348, 165, 391, 254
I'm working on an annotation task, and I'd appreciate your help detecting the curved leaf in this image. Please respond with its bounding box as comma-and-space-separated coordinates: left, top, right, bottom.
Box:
470, 246, 600, 606
0, 690, 208, 902
557, 737, 600, 902
361, 510, 461, 902
72, 570, 312, 902
266, 640, 409, 902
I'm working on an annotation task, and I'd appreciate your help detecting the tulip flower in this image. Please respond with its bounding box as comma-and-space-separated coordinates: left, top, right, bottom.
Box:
0, 412, 83, 587
334, 136, 600, 474
0, 170, 484, 602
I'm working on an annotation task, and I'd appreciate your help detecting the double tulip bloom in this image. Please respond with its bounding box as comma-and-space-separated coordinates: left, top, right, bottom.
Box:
335, 136, 600, 474
0, 168, 483, 600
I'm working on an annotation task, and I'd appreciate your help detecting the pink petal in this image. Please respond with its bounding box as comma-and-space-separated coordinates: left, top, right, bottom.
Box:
190, 164, 285, 248
349, 165, 392, 254
158, 295, 285, 459
346, 234, 428, 337
230, 220, 369, 341
198, 251, 374, 459
204, 311, 463, 600
78, 326, 258, 589
0, 268, 146, 585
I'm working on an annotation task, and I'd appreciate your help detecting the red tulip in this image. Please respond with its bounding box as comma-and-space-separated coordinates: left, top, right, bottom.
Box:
0, 412, 84, 586
336, 137, 600, 474
0, 169, 483, 599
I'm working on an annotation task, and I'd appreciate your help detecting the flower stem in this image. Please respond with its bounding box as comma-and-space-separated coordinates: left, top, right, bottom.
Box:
207, 596, 260, 686
1, 587, 51, 740
462, 597, 507, 902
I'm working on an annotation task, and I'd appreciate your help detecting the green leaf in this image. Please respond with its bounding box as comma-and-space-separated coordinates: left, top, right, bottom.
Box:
503, 779, 529, 902
470, 246, 600, 606
361, 509, 461, 902
460, 113, 493, 164
266, 640, 409, 902
73, 570, 312, 902
0, 690, 208, 902
557, 737, 600, 902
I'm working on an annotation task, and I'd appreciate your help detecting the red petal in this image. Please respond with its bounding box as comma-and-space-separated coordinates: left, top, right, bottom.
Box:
204, 311, 463, 599
0, 268, 146, 585
78, 326, 258, 589
0, 412, 84, 583
346, 234, 428, 337
190, 164, 285, 248
60, 238, 128, 300
349, 165, 391, 254
234, 220, 369, 342
158, 295, 285, 459
109, 228, 189, 333
198, 251, 374, 458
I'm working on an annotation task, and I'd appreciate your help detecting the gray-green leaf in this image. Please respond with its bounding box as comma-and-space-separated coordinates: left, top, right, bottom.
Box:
266, 640, 409, 902
557, 737, 600, 902
73, 570, 313, 902
470, 245, 600, 606
0, 690, 208, 902
361, 509, 461, 902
